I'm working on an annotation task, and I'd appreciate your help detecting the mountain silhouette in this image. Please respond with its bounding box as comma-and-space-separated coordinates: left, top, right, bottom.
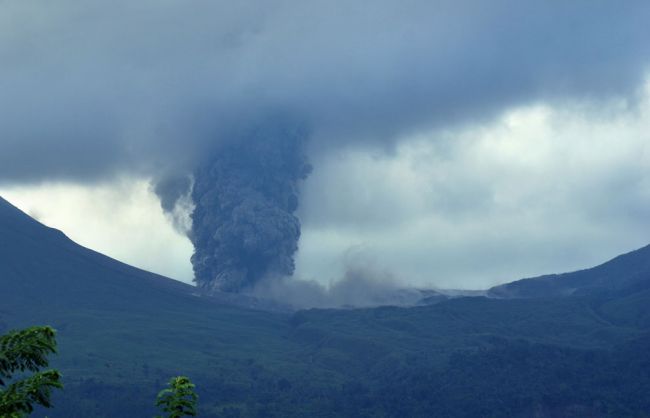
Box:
489, 244, 650, 298
2, 195, 649, 417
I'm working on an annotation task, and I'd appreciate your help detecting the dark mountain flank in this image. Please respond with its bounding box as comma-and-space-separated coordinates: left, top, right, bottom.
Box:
0, 196, 195, 307
489, 244, 650, 298
1, 196, 650, 417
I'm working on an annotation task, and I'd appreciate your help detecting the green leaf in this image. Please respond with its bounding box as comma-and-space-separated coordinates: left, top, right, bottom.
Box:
0, 326, 58, 386
0, 326, 63, 416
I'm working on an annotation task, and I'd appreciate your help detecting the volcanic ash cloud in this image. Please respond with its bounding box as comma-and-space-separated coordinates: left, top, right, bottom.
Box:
189, 124, 312, 292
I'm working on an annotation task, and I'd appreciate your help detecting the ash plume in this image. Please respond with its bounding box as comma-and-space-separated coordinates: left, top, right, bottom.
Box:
190, 124, 312, 292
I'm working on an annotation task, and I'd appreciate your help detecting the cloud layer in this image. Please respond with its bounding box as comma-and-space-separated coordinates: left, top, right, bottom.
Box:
1, 1, 649, 184
296, 89, 650, 288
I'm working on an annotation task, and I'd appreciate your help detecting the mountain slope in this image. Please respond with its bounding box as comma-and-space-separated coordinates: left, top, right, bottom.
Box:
488, 244, 650, 299
0, 196, 301, 416
0, 196, 197, 307
2, 195, 650, 417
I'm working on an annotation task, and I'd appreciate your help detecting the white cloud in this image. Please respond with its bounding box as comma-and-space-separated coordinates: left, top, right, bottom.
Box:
295, 82, 650, 289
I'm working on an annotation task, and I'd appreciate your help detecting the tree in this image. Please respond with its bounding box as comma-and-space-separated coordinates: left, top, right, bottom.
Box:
155, 376, 198, 418
0, 326, 63, 417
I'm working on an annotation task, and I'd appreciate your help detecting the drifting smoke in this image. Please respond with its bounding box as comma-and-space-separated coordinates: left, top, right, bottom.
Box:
253, 266, 436, 309
189, 123, 312, 292
247, 246, 450, 308
153, 176, 194, 234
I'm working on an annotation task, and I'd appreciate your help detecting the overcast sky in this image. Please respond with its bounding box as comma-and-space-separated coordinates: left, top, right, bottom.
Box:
1, 1, 649, 289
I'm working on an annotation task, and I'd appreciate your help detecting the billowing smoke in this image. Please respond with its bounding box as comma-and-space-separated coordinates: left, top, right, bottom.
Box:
189, 123, 312, 292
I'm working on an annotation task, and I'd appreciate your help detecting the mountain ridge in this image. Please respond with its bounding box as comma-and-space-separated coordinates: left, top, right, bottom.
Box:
488, 243, 650, 299
2, 195, 650, 417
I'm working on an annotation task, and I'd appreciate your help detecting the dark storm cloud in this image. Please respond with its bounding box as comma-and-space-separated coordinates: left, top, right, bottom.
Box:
0, 0, 649, 184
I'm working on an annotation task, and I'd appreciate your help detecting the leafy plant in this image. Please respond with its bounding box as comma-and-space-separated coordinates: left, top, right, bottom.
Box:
0, 326, 63, 417
155, 376, 198, 418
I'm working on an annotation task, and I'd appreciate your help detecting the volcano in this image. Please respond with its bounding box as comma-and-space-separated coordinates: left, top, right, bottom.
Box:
2, 195, 650, 417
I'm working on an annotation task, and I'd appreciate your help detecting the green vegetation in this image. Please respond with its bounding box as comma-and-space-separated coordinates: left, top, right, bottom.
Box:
0, 326, 63, 417
3, 293, 646, 417
155, 376, 198, 418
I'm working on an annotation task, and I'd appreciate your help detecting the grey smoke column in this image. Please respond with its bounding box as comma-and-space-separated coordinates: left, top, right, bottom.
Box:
190, 124, 312, 292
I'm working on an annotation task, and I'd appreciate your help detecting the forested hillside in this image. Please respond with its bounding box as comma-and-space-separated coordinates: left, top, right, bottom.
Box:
2, 197, 649, 417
